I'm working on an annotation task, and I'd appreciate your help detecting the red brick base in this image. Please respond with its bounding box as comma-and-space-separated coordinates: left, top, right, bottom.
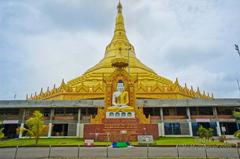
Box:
84, 118, 158, 141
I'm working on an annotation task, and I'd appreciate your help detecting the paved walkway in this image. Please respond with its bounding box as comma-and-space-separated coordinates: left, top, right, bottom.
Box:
0, 146, 239, 159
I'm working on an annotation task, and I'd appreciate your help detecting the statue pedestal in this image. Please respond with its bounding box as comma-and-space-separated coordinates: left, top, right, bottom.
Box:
84, 118, 158, 141
106, 111, 135, 118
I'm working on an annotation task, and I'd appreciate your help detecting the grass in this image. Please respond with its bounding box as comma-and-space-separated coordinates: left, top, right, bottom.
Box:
0, 138, 84, 147
154, 137, 224, 145
0, 137, 225, 147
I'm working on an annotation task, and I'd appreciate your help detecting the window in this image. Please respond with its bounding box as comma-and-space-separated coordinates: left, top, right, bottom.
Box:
0, 109, 19, 115
55, 108, 64, 115
163, 108, 176, 115
43, 108, 50, 117
65, 108, 78, 115
176, 107, 186, 116
164, 122, 181, 135
217, 107, 233, 115
190, 107, 213, 115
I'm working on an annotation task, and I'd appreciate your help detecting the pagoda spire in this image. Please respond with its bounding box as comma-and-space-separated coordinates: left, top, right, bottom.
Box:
117, 0, 122, 13
115, 1, 125, 32
105, 1, 135, 57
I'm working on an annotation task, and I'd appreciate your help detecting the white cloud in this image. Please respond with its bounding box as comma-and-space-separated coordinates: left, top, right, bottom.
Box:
0, 0, 240, 99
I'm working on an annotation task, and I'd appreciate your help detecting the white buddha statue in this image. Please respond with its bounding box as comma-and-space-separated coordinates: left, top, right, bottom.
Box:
112, 80, 129, 107
107, 80, 133, 112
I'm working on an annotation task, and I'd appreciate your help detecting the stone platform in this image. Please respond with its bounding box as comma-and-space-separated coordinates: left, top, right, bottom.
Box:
84, 118, 158, 141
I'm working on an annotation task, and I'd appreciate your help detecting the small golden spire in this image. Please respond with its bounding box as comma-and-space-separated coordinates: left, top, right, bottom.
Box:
117, 0, 122, 13
174, 78, 179, 85
197, 87, 200, 93
61, 79, 66, 86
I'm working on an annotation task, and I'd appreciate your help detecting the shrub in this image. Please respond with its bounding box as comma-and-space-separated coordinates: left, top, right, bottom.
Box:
0, 128, 4, 139
218, 135, 226, 142
234, 130, 240, 139
197, 125, 213, 140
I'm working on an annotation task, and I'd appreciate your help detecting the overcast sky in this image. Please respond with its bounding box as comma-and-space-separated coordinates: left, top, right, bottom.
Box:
0, 0, 240, 100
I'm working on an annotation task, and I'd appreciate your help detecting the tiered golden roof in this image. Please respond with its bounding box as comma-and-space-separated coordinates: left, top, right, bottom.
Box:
28, 2, 213, 100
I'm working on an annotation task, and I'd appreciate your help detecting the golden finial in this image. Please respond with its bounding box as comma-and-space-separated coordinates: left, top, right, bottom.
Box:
60, 79, 66, 87
174, 78, 179, 85
117, 0, 122, 13
191, 86, 194, 91
197, 87, 200, 93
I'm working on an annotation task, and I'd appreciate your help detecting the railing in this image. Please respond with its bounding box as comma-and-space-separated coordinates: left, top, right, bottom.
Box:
2, 144, 239, 159
163, 115, 187, 120
0, 115, 20, 120
191, 115, 215, 119
217, 115, 234, 119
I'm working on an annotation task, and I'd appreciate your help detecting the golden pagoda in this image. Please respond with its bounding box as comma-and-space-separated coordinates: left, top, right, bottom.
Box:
29, 1, 212, 101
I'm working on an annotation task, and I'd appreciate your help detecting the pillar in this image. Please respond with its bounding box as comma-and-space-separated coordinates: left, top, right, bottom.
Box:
76, 108, 81, 137
186, 107, 193, 137
213, 107, 221, 136
216, 121, 221, 136
48, 108, 54, 138
19, 109, 26, 138
160, 107, 165, 136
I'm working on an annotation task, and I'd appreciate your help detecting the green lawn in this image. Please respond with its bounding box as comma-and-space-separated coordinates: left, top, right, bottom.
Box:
154, 137, 224, 145
0, 138, 114, 147
0, 137, 225, 147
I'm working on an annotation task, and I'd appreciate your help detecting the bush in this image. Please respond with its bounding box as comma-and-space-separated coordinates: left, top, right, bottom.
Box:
234, 130, 240, 139
0, 128, 4, 139
197, 125, 213, 140
218, 135, 226, 142
233, 111, 240, 120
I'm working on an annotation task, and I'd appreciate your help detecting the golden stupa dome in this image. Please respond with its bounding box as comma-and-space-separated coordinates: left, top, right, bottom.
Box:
29, 2, 212, 100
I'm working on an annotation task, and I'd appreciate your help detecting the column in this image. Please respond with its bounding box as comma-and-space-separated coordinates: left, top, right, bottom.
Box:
213, 107, 221, 136
48, 108, 54, 138
186, 107, 193, 136
76, 108, 81, 137
19, 109, 26, 138
160, 107, 165, 136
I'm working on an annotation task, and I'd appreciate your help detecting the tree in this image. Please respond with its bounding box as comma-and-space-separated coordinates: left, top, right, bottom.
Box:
0, 128, 4, 139
197, 125, 213, 140
18, 110, 48, 144
206, 128, 214, 140
233, 111, 240, 120
233, 111, 240, 139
